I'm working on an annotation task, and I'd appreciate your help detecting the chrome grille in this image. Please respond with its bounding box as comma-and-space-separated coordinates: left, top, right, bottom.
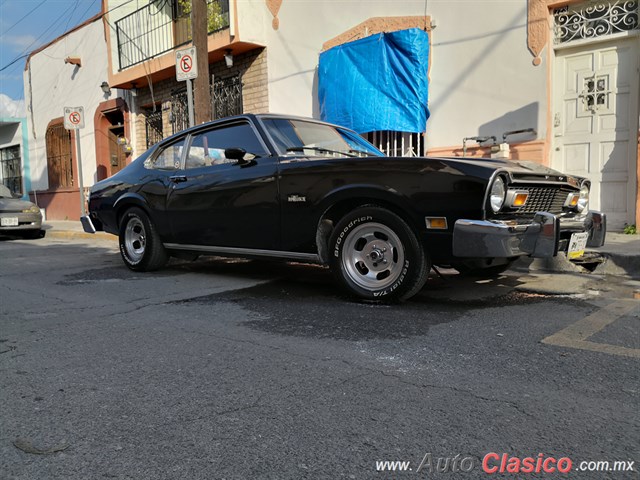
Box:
517, 187, 574, 214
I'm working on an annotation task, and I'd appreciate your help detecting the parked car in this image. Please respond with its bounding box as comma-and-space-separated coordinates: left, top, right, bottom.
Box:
0, 184, 44, 239
81, 114, 606, 301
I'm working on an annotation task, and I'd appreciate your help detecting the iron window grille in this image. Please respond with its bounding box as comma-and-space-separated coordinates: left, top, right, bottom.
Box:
115, 0, 230, 71
144, 108, 164, 148
553, 1, 639, 44
211, 74, 243, 120
0, 145, 22, 195
365, 131, 424, 157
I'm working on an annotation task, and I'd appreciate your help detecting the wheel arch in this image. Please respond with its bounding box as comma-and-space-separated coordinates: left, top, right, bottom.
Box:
113, 193, 151, 228
315, 187, 423, 264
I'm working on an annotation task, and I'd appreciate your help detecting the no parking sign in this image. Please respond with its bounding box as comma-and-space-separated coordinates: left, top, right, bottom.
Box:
64, 106, 85, 130
176, 47, 198, 81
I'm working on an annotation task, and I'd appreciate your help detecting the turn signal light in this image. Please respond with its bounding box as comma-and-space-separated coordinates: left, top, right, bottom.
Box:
513, 193, 528, 207
425, 217, 448, 229
565, 193, 579, 208
505, 189, 529, 208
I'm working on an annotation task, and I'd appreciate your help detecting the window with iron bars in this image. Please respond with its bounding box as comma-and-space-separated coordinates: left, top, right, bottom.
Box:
365, 131, 424, 157
211, 74, 243, 120
144, 108, 164, 148
115, 0, 230, 71
0, 145, 22, 195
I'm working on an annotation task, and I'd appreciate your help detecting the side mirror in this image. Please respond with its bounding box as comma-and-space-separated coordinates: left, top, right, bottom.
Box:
224, 147, 247, 161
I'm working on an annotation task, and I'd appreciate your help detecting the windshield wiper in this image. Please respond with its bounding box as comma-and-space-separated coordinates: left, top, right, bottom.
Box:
286, 146, 357, 158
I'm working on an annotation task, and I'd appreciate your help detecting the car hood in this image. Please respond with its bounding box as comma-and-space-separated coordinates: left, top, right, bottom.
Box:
0, 197, 37, 213
438, 156, 568, 176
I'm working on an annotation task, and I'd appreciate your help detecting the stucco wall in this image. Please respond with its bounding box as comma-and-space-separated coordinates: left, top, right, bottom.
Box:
24, 18, 114, 193
236, 0, 547, 150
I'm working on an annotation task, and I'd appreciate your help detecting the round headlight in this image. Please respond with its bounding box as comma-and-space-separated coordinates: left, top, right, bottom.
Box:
22, 205, 40, 214
490, 177, 506, 213
577, 184, 589, 213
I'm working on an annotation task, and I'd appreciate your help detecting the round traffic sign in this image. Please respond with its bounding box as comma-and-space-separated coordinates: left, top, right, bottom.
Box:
180, 55, 193, 73
69, 112, 81, 125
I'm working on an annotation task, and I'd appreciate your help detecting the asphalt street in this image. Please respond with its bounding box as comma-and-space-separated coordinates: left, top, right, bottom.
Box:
0, 235, 638, 479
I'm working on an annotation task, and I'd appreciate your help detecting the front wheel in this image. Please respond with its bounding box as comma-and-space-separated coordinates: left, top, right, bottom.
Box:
328, 207, 429, 302
119, 207, 168, 271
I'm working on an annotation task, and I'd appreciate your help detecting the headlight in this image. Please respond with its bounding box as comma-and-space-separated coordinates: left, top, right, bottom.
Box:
489, 177, 506, 213
22, 205, 40, 214
577, 184, 589, 213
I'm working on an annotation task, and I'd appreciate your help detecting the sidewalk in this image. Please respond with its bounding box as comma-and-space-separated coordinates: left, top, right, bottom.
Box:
42, 221, 640, 279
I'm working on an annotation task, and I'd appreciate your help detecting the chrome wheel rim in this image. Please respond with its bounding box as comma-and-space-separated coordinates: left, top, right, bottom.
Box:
124, 217, 146, 263
341, 222, 405, 290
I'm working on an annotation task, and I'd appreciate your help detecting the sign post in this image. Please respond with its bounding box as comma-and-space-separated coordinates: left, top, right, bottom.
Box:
63, 106, 87, 216
175, 47, 198, 128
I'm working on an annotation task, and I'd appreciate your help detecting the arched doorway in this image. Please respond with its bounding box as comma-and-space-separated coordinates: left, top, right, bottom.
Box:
94, 99, 131, 182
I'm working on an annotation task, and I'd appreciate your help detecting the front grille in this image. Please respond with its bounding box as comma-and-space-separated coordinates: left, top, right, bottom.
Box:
517, 186, 574, 214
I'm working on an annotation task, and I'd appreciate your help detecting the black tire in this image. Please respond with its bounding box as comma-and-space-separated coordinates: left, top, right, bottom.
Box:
328, 206, 429, 302
119, 207, 168, 271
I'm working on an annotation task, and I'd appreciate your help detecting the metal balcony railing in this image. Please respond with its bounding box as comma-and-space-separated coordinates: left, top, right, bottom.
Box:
115, 0, 230, 71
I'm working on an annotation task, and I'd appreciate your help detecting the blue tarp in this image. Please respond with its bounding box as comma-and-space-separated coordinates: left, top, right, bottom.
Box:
318, 28, 430, 134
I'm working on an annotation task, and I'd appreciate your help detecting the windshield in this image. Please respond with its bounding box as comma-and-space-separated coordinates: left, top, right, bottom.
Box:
0, 184, 16, 198
261, 118, 384, 158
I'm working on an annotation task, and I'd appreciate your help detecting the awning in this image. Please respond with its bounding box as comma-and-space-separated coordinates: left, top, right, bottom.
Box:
318, 28, 430, 134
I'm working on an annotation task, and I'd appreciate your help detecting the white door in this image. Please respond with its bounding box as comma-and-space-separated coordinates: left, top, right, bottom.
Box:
553, 37, 639, 230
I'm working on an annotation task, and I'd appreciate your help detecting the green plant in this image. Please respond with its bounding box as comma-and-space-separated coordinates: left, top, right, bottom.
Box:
623, 223, 637, 235
177, 0, 226, 33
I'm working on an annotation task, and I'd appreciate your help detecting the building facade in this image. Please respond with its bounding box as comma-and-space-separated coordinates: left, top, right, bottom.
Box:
25, 0, 639, 227
23, 14, 132, 220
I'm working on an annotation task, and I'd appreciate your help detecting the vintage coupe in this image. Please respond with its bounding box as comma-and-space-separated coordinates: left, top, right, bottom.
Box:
82, 114, 606, 301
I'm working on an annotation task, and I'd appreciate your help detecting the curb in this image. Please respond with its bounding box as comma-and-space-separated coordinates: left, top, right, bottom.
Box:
45, 230, 116, 242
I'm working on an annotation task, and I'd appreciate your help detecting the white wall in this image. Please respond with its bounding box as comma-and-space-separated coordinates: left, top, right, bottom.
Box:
426, 1, 546, 148
24, 18, 113, 191
237, 0, 547, 149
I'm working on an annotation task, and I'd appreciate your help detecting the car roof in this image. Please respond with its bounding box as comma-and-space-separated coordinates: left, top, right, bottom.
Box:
155, 114, 351, 147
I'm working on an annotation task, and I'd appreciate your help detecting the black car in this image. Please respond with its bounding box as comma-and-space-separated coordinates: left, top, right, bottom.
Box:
82, 114, 606, 301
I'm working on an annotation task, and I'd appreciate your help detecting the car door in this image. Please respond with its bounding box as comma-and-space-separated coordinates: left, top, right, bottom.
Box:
165, 120, 279, 249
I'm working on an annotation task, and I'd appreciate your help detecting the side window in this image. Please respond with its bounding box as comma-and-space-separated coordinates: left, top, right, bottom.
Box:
185, 122, 269, 169
146, 138, 186, 170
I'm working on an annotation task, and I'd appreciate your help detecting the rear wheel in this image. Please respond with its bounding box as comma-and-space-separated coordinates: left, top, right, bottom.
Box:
119, 207, 168, 271
328, 206, 429, 302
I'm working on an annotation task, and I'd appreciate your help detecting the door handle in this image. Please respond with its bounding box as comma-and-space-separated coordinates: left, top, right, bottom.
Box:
170, 175, 187, 183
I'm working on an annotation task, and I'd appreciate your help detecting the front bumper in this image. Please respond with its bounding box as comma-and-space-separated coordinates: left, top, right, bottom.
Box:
0, 211, 43, 232
453, 211, 606, 259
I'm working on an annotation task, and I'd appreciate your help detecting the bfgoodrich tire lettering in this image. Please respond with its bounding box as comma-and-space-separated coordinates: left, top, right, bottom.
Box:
329, 206, 429, 301
118, 207, 168, 271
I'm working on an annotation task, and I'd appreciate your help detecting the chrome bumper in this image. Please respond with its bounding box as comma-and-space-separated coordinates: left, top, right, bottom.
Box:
80, 215, 96, 234
453, 211, 606, 259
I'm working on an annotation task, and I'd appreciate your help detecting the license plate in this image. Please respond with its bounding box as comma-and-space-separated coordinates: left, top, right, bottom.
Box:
568, 232, 589, 259
1, 217, 18, 227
